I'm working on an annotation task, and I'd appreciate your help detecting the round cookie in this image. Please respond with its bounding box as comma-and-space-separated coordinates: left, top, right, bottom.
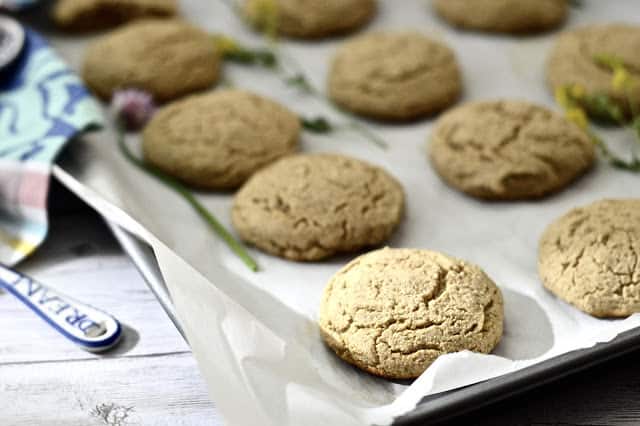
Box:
53, 0, 177, 32
232, 154, 404, 261
433, 0, 567, 33
539, 199, 640, 318
547, 24, 640, 117
143, 90, 300, 189
319, 247, 504, 379
243, 0, 376, 39
328, 32, 462, 121
428, 100, 595, 200
82, 19, 220, 102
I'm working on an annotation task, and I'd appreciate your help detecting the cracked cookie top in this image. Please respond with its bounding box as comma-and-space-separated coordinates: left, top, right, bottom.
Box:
318, 247, 504, 379
243, 0, 376, 39
539, 199, 640, 318
433, 0, 567, 34
82, 19, 220, 102
327, 32, 462, 121
54, 0, 177, 32
143, 90, 300, 189
547, 24, 640, 115
231, 154, 404, 261
428, 100, 595, 200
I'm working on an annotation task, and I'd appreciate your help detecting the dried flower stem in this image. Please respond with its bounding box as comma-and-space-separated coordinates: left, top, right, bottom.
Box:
217, 0, 387, 149
116, 122, 259, 272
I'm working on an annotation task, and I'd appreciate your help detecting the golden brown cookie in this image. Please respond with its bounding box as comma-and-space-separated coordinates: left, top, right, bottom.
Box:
428, 100, 595, 200
433, 0, 568, 33
232, 154, 404, 261
319, 247, 504, 379
547, 24, 640, 118
143, 90, 300, 189
82, 19, 220, 102
328, 31, 462, 121
53, 0, 177, 32
539, 199, 640, 318
243, 0, 376, 39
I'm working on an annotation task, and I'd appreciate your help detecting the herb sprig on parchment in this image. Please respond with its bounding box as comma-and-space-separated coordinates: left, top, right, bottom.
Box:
214, 1, 388, 149
554, 54, 640, 172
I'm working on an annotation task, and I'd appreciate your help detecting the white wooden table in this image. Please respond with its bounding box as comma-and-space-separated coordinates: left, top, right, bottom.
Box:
0, 202, 222, 425
2, 186, 640, 426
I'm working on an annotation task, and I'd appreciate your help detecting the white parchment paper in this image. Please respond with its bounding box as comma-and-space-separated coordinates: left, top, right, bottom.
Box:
47, 1, 640, 424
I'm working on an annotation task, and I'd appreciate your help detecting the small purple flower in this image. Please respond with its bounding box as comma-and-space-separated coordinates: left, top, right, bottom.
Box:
111, 89, 156, 131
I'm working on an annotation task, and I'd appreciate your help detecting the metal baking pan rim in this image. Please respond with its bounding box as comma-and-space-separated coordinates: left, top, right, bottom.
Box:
106, 221, 640, 426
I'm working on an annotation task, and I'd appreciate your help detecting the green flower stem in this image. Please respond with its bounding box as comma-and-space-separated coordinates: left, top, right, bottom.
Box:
342, 119, 388, 149
219, 0, 241, 15
300, 116, 332, 133
219, 75, 236, 89
274, 47, 389, 149
223, 49, 277, 68
626, 87, 639, 119
624, 90, 640, 162
216, 0, 386, 149
116, 123, 259, 272
589, 129, 640, 172
563, 84, 640, 171
286, 73, 388, 148
633, 117, 640, 142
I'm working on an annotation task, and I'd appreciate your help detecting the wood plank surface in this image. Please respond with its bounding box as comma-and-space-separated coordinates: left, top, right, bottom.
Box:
0, 353, 219, 426
1, 204, 222, 425
0, 212, 189, 364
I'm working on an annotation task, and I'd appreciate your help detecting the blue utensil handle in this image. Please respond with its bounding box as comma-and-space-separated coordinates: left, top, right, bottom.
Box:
0, 264, 122, 352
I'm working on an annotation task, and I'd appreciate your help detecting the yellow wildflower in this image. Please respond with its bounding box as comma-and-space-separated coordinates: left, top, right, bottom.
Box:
594, 53, 623, 70
554, 86, 572, 109
252, 0, 279, 40
568, 83, 586, 100
212, 35, 240, 55
612, 67, 632, 92
566, 107, 589, 130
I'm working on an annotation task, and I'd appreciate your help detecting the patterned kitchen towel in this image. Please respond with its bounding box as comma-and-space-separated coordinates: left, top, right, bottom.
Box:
0, 28, 103, 265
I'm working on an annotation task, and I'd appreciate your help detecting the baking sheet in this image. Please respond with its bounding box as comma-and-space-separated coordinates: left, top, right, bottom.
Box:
106, 221, 640, 425
45, 1, 640, 424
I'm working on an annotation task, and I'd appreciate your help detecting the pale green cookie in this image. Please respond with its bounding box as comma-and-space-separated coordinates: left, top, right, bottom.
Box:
319, 247, 504, 379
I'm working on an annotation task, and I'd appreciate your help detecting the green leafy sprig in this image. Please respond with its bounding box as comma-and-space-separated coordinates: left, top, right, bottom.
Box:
301, 116, 332, 133
213, 35, 277, 68
224, 47, 277, 67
